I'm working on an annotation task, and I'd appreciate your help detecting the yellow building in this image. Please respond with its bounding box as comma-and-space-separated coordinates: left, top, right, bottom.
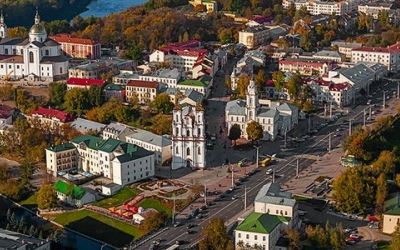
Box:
383, 195, 400, 234
189, 0, 217, 13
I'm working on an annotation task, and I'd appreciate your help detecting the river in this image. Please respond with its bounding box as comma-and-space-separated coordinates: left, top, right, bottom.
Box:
80, 0, 147, 18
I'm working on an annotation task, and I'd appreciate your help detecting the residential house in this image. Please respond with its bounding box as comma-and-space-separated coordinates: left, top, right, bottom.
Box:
70, 117, 106, 134
331, 40, 362, 59
351, 42, 400, 72
69, 58, 134, 79
28, 107, 75, 129
177, 75, 212, 96
189, 0, 217, 13
50, 33, 101, 59
126, 80, 159, 104
104, 83, 126, 101
382, 194, 400, 234
54, 180, 96, 207
239, 26, 271, 49
46, 143, 78, 176
282, 0, 359, 16
66, 77, 105, 90
279, 58, 335, 76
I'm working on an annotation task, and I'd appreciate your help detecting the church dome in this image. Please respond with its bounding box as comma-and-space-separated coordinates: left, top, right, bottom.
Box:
30, 23, 46, 34
29, 10, 47, 42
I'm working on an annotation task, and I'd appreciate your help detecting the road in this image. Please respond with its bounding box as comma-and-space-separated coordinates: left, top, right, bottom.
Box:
136, 73, 400, 249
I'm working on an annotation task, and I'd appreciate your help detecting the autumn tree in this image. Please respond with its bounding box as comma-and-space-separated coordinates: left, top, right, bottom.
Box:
141, 211, 166, 233
151, 93, 174, 114
390, 226, 400, 250
225, 75, 232, 90
37, 184, 57, 210
285, 228, 301, 250
228, 124, 241, 145
287, 74, 302, 99
236, 75, 251, 98
199, 217, 234, 250
343, 126, 371, 161
48, 82, 67, 108
255, 69, 267, 92
63, 88, 90, 116
246, 121, 263, 142
150, 114, 172, 135
372, 150, 396, 175
0, 84, 14, 101
306, 225, 328, 247
272, 71, 285, 92
376, 173, 388, 214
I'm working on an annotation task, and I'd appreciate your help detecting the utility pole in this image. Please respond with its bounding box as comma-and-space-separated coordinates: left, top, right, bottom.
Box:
172, 194, 176, 225
324, 104, 327, 118
328, 133, 332, 152
231, 165, 234, 188
363, 109, 366, 127
284, 127, 287, 149
272, 169, 275, 183
308, 116, 311, 133
369, 105, 372, 119
244, 185, 247, 211
204, 182, 207, 206
296, 158, 299, 178
254, 146, 260, 167
349, 119, 352, 136
329, 101, 333, 119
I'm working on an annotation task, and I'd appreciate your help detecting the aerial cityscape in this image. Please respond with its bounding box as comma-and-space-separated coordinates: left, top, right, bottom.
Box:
0, 0, 400, 249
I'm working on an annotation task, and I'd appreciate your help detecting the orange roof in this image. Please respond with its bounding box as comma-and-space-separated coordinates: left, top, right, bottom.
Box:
127, 80, 158, 89
50, 34, 99, 46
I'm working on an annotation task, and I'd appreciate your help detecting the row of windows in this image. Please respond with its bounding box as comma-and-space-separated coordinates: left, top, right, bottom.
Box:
237, 233, 266, 241
175, 146, 202, 155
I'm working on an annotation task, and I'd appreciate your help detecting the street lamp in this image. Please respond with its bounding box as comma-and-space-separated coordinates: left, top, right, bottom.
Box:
254, 145, 261, 168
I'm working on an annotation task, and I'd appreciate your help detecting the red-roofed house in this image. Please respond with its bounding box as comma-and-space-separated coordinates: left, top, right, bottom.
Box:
305, 78, 353, 106
50, 34, 101, 59
279, 58, 334, 76
28, 107, 75, 129
0, 104, 14, 125
149, 40, 213, 72
67, 77, 105, 90
126, 80, 159, 104
351, 42, 400, 72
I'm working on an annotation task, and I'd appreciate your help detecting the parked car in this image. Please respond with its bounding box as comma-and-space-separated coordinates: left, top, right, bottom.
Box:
173, 222, 182, 227
266, 169, 273, 175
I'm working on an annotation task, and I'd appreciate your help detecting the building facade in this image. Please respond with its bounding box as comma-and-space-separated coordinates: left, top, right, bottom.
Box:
126, 80, 159, 104
351, 42, 400, 72
282, 0, 359, 16
66, 77, 105, 90
239, 26, 271, 49
171, 104, 206, 169
50, 33, 101, 59
279, 58, 334, 76
28, 107, 75, 129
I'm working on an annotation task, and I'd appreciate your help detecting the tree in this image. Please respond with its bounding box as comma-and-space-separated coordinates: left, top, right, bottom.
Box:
390, 225, 400, 250
129, 93, 140, 107
88, 86, 103, 107
376, 173, 388, 214
372, 150, 396, 175
332, 167, 375, 214
285, 228, 301, 250
306, 225, 328, 247
141, 211, 166, 233
63, 88, 90, 115
48, 82, 67, 108
236, 75, 251, 98
343, 126, 371, 161
378, 10, 390, 28
255, 69, 267, 92
151, 93, 174, 114
126, 44, 143, 63
199, 217, 234, 250
0, 84, 14, 101
329, 225, 346, 250
300, 31, 312, 51
228, 124, 241, 145
272, 71, 285, 92
225, 75, 232, 90
37, 184, 57, 210
7, 27, 28, 38
246, 121, 263, 142
287, 74, 302, 99
150, 114, 172, 135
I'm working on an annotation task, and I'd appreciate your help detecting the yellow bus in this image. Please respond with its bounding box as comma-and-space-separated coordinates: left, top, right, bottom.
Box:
259, 157, 271, 167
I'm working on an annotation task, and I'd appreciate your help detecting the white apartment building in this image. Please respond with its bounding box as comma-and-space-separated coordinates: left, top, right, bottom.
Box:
171, 104, 206, 169
331, 40, 362, 59
279, 58, 335, 76
46, 135, 155, 186
282, 0, 359, 16
351, 42, 400, 72
46, 143, 78, 175
102, 122, 172, 166
305, 78, 353, 106
358, 2, 393, 20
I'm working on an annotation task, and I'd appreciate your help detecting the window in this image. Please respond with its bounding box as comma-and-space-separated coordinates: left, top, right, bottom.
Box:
176, 146, 179, 154
238, 233, 241, 238
45, 50, 49, 56
29, 52, 34, 63
4, 48, 8, 54
246, 234, 249, 239
187, 148, 190, 156
263, 236, 266, 241
187, 129, 190, 136
198, 147, 201, 155
197, 128, 201, 136
254, 235, 257, 240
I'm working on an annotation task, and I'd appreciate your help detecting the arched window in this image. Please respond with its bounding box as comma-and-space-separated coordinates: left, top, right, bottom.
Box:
60, 67, 63, 74
197, 128, 201, 137
187, 129, 190, 137
187, 148, 190, 156
29, 52, 34, 63
198, 147, 201, 155
175, 146, 179, 154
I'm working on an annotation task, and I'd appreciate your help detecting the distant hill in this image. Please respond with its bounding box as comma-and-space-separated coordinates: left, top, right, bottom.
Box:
0, 0, 92, 27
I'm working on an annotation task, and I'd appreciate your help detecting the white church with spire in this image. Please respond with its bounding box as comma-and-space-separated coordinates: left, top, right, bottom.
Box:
225, 80, 299, 141
0, 10, 68, 82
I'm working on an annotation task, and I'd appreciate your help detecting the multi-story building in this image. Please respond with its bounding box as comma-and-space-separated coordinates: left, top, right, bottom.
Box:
28, 107, 75, 129
171, 104, 206, 169
282, 0, 359, 16
69, 58, 134, 79
383, 194, 400, 234
189, 0, 217, 13
239, 26, 271, 49
225, 81, 299, 141
177, 75, 212, 96
231, 50, 266, 90
351, 42, 400, 72
305, 78, 353, 106
66, 77, 105, 90
46, 143, 78, 175
46, 135, 155, 186
358, 2, 394, 20
126, 80, 159, 104
103, 83, 126, 101
102, 122, 172, 166
138, 68, 182, 88
331, 40, 363, 59
50, 33, 101, 59
235, 183, 299, 250
0, 11, 69, 82
312, 50, 342, 62
279, 58, 335, 76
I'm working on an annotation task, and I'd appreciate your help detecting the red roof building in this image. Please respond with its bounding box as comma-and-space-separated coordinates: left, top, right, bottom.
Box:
279, 58, 334, 76
31, 107, 75, 124
50, 34, 101, 60
67, 77, 105, 90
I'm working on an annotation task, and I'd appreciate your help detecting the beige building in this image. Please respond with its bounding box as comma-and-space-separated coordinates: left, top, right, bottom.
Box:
239, 26, 271, 49
279, 58, 334, 76
351, 42, 400, 72
383, 195, 400, 234
189, 0, 217, 13
331, 40, 362, 59
126, 80, 159, 104
46, 143, 78, 176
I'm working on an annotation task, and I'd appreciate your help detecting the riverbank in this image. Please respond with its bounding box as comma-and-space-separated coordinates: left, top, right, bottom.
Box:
80, 0, 147, 18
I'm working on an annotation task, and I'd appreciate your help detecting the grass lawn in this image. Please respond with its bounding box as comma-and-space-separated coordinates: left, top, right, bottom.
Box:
138, 198, 172, 217
53, 209, 143, 247
94, 186, 141, 208
20, 193, 38, 206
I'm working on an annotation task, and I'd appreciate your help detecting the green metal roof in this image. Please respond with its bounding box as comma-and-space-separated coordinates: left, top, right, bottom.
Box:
385, 194, 400, 215
236, 212, 287, 234
104, 83, 125, 91
98, 138, 122, 153
47, 143, 75, 152
71, 135, 102, 150
54, 180, 86, 200
178, 76, 211, 87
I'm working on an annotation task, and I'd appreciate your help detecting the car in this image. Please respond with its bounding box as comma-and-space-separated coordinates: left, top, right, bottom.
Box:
187, 229, 195, 234
231, 195, 237, 200
266, 169, 273, 175
187, 224, 195, 229
344, 227, 356, 233
206, 141, 214, 150
367, 100, 372, 105
210, 134, 217, 141
176, 240, 184, 245
173, 222, 182, 227
350, 233, 361, 240
311, 129, 318, 133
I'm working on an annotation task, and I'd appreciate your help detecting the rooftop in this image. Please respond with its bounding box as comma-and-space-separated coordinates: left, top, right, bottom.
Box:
236, 212, 288, 234
54, 180, 86, 199
104, 83, 125, 91
178, 75, 211, 87
384, 194, 400, 216
70, 118, 106, 134
67, 77, 105, 87
241, 25, 269, 33
0, 229, 50, 249
31, 107, 74, 123
255, 183, 296, 207
50, 33, 99, 45
47, 143, 75, 153
127, 80, 159, 89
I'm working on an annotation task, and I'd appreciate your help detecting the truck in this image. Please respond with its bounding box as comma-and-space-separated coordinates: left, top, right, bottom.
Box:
259, 156, 272, 167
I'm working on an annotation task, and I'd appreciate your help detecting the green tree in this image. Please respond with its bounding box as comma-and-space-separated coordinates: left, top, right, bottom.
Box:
37, 184, 58, 210
306, 225, 328, 247
199, 217, 234, 250
329, 225, 346, 250
228, 124, 241, 145
378, 10, 390, 28
63, 88, 90, 115
246, 121, 263, 142
48, 82, 67, 108
151, 93, 174, 114
287, 74, 302, 99
126, 44, 143, 63
390, 225, 400, 250
88, 86, 103, 107
150, 114, 172, 135
376, 173, 388, 214
272, 71, 285, 92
